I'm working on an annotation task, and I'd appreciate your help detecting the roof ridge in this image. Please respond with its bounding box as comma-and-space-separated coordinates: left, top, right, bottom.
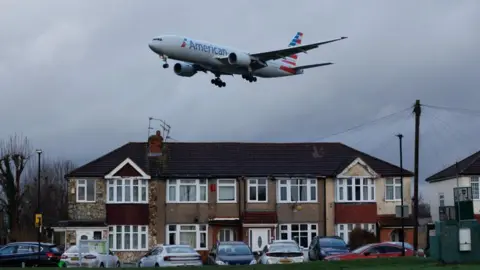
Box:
458, 150, 480, 174
426, 149, 480, 182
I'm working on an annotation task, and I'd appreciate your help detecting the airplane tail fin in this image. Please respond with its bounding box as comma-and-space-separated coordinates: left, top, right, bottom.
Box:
282, 32, 303, 67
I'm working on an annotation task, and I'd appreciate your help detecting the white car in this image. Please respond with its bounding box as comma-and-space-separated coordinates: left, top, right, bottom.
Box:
60, 245, 120, 268
138, 244, 202, 267
258, 241, 304, 264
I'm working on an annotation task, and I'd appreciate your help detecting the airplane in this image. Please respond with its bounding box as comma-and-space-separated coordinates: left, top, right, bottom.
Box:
148, 32, 347, 87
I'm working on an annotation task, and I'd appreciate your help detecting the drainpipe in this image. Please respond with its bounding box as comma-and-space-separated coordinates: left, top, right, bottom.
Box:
323, 177, 327, 236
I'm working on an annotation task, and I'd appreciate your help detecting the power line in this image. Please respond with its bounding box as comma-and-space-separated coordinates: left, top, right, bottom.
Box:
422, 104, 480, 116
315, 106, 413, 141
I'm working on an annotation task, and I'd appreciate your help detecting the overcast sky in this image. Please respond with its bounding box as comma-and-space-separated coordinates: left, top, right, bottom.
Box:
1, 0, 479, 202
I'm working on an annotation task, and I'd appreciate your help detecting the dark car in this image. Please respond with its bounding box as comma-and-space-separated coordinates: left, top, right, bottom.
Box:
0, 242, 62, 267
308, 236, 349, 261
207, 241, 257, 266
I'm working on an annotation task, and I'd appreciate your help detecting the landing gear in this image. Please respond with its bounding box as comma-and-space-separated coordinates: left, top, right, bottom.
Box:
160, 54, 169, 68
242, 74, 257, 82
211, 77, 226, 87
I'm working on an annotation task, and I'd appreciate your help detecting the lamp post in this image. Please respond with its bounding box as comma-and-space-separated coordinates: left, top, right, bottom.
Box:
36, 149, 42, 262
396, 134, 405, 256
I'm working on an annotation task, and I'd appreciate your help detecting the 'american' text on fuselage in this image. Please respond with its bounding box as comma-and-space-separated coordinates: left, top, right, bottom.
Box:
188, 41, 228, 56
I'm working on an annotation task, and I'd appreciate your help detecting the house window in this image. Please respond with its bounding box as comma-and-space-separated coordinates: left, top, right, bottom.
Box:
107, 178, 148, 203
278, 178, 317, 203
385, 178, 401, 201
471, 177, 479, 200
336, 223, 376, 244
166, 224, 207, 250
217, 179, 236, 203
76, 179, 95, 202
247, 179, 267, 202
167, 179, 207, 203
218, 228, 235, 242
336, 178, 375, 202
108, 225, 148, 251
278, 224, 317, 248
439, 192, 445, 206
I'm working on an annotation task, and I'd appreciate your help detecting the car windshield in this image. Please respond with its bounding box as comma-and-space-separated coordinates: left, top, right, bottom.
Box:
218, 244, 252, 256
65, 245, 90, 254
269, 244, 301, 253
388, 242, 413, 250
166, 246, 196, 254
351, 244, 373, 254
319, 238, 346, 247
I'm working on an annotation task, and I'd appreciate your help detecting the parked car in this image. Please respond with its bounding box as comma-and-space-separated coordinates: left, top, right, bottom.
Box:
138, 244, 202, 267
258, 241, 304, 264
308, 236, 349, 261
0, 241, 62, 267
324, 242, 415, 261
207, 241, 257, 265
60, 245, 120, 268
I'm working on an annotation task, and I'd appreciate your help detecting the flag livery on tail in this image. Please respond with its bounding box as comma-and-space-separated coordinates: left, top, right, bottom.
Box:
282, 32, 303, 67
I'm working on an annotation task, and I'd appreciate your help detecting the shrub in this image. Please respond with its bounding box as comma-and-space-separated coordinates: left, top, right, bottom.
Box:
348, 226, 377, 250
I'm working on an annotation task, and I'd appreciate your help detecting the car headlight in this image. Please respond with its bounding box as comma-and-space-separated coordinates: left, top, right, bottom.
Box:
250, 259, 257, 265
215, 260, 227, 265
266, 258, 273, 264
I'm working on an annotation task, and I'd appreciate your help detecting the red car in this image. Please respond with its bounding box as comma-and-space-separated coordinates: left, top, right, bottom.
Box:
324, 242, 415, 261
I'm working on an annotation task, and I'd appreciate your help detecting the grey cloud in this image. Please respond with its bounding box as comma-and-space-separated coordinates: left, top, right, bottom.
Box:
1, 0, 479, 196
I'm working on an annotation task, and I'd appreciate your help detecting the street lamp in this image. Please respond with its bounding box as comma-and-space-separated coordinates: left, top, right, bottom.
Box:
396, 134, 405, 256
36, 149, 42, 262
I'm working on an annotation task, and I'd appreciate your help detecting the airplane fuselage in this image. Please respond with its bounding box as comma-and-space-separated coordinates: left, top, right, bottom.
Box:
149, 35, 298, 78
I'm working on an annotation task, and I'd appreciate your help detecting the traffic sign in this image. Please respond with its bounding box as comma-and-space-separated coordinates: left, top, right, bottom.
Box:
35, 213, 42, 228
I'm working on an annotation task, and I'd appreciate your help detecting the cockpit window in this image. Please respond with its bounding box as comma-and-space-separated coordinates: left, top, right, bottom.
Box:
153, 38, 162, 41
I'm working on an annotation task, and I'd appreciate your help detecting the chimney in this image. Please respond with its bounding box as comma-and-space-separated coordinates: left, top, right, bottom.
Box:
148, 130, 164, 156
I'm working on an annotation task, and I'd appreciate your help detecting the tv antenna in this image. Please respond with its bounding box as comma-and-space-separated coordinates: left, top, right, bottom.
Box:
148, 117, 171, 142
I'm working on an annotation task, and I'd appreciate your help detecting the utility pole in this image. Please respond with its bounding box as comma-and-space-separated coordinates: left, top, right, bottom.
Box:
396, 134, 405, 256
413, 100, 421, 251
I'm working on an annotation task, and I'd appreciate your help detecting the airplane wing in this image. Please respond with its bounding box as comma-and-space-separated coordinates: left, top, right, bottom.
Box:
250, 37, 347, 62
292, 62, 333, 70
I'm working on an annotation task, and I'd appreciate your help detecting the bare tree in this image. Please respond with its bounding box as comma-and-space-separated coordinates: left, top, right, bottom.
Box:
0, 134, 32, 237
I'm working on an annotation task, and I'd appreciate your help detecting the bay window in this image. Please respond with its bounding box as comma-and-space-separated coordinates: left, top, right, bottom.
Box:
108, 225, 148, 251
336, 223, 376, 243
278, 224, 317, 248
166, 224, 208, 250
167, 179, 207, 203
247, 179, 267, 202
277, 178, 317, 203
336, 178, 375, 202
107, 178, 148, 203
385, 178, 402, 201
217, 179, 236, 202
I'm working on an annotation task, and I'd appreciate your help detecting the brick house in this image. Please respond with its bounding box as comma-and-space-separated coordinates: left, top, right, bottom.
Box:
51, 131, 412, 262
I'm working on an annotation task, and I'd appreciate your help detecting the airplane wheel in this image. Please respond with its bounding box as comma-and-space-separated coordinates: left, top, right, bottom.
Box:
253, 77, 257, 82
163, 63, 169, 68
211, 79, 215, 84
221, 82, 226, 87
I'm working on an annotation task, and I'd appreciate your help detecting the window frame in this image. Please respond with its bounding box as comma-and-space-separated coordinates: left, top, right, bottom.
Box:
108, 225, 149, 251
217, 228, 236, 242
247, 178, 268, 203
385, 177, 402, 201
106, 178, 149, 204
471, 176, 479, 200
76, 179, 96, 203
166, 179, 208, 203
217, 179, 237, 203
165, 224, 208, 250
335, 223, 376, 244
278, 223, 318, 248
277, 178, 318, 203
335, 177, 376, 203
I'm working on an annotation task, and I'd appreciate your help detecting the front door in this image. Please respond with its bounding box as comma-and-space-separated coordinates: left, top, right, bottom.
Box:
248, 228, 271, 252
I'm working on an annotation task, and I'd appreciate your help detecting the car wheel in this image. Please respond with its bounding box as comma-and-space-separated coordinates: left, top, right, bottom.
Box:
116, 261, 121, 268
99, 263, 105, 268
155, 263, 160, 267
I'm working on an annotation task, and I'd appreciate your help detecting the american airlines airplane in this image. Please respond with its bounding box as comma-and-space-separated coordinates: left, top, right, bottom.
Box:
148, 32, 347, 87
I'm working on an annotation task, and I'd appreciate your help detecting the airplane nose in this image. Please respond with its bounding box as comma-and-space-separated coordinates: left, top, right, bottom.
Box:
148, 42, 155, 51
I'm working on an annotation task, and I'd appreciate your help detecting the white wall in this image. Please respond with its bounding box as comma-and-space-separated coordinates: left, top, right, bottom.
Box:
427, 176, 480, 221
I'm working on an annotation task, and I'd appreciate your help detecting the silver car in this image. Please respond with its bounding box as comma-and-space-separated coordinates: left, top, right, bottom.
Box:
138, 245, 202, 267
258, 242, 304, 264
60, 245, 120, 268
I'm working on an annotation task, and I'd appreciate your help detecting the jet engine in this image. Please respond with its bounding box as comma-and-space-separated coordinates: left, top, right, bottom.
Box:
173, 63, 197, 77
227, 52, 252, 66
